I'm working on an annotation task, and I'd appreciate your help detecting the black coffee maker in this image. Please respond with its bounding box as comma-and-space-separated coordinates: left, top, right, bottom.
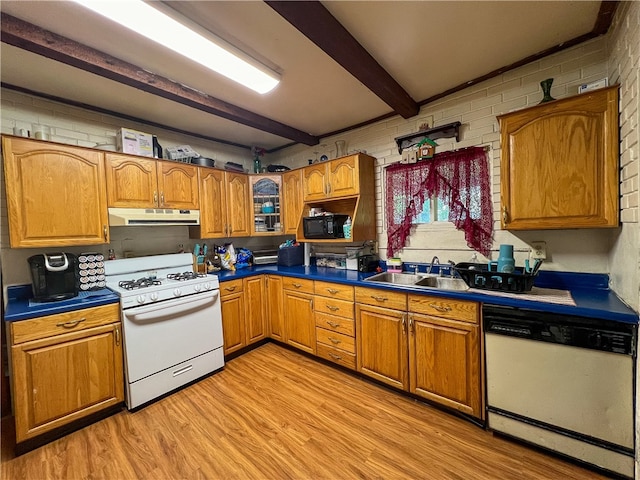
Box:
28, 253, 79, 302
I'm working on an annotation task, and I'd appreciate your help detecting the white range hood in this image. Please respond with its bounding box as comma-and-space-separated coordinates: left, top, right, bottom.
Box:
108, 208, 200, 226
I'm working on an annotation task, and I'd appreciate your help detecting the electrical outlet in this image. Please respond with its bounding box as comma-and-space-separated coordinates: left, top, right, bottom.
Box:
530, 241, 547, 260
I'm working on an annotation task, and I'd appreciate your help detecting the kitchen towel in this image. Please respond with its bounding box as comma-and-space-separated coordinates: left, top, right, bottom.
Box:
469, 286, 576, 306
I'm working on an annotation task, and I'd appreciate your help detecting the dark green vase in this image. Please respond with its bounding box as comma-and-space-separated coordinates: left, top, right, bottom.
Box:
539, 78, 555, 103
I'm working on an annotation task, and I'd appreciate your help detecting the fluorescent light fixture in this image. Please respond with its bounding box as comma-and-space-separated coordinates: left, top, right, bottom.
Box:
75, 0, 280, 94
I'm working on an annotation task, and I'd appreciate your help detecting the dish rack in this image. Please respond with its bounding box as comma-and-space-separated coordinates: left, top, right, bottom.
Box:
165, 145, 199, 163
454, 262, 538, 293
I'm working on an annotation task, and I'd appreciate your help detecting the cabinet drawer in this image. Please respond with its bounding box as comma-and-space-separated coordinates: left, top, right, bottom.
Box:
316, 343, 356, 370
314, 281, 354, 301
282, 277, 314, 294
220, 279, 244, 298
355, 286, 407, 311
314, 296, 354, 320
315, 313, 355, 336
316, 328, 355, 353
11, 303, 120, 345
408, 294, 479, 324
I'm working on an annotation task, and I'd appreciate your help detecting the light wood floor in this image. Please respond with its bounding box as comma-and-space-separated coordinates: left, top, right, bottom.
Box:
2, 343, 610, 479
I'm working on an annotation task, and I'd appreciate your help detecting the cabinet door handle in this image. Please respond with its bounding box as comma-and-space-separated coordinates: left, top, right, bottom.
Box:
329, 353, 343, 360
429, 303, 452, 313
329, 337, 341, 345
56, 318, 86, 329
309, 298, 313, 309
502, 206, 508, 224
371, 295, 388, 302
409, 314, 414, 333
327, 288, 339, 294
326, 320, 340, 328
401, 313, 406, 335
115, 325, 120, 346
160, 192, 165, 207
326, 304, 339, 312
327, 182, 331, 194
153, 191, 158, 205
103, 225, 108, 241
224, 286, 237, 292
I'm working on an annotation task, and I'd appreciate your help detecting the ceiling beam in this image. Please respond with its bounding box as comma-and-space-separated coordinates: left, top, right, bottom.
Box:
0, 13, 319, 146
266, 0, 419, 119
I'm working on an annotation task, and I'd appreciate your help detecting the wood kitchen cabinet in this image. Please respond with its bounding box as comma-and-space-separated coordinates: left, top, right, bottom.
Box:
498, 86, 619, 230
250, 175, 282, 235
313, 281, 356, 370
219, 277, 266, 356
244, 276, 267, 344
105, 153, 199, 209
9, 304, 123, 443
407, 295, 482, 418
282, 169, 303, 235
266, 275, 284, 341
2, 136, 109, 248
282, 278, 316, 354
190, 170, 250, 239
303, 155, 362, 201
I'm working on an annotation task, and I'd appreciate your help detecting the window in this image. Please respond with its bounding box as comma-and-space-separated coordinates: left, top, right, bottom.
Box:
385, 146, 492, 257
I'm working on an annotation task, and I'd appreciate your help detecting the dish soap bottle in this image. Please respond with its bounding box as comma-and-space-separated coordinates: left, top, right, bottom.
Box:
343, 216, 352, 239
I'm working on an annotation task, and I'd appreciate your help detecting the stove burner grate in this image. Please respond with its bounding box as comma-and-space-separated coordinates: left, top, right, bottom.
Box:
167, 272, 207, 281
119, 277, 163, 290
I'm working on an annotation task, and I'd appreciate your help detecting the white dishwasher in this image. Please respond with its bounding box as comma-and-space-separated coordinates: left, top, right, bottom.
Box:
484, 305, 636, 478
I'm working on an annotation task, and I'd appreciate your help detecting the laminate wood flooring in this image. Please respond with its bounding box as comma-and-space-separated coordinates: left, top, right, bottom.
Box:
1, 343, 610, 479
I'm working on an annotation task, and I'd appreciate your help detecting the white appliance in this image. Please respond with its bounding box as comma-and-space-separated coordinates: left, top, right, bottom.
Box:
484, 305, 636, 478
105, 253, 224, 409
108, 208, 200, 226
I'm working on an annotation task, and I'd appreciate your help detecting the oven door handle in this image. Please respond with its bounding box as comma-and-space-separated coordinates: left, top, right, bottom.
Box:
125, 291, 219, 318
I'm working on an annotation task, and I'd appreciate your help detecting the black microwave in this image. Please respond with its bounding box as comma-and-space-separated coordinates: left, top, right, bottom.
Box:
303, 215, 349, 239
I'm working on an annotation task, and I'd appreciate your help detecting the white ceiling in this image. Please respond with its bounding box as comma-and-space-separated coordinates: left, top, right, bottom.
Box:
1, 1, 603, 150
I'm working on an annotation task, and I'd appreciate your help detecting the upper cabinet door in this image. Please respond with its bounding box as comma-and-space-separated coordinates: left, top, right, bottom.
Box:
196, 168, 227, 238
2, 137, 109, 247
499, 86, 619, 230
226, 172, 251, 237
303, 164, 328, 201
156, 161, 199, 209
105, 154, 158, 208
250, 175, 282, 235
282, 170, 303, 235
327, 155, 359, 198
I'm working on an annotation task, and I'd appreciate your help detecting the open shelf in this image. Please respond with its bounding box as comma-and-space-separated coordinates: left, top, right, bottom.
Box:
394, 121, 461, 154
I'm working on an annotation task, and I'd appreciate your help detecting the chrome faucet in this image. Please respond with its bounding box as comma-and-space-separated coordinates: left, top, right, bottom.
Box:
426, 256, 440, 275
447, 260, 457, 277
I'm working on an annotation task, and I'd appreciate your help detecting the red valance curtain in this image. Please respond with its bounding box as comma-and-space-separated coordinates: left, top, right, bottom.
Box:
385, 146, 492, 258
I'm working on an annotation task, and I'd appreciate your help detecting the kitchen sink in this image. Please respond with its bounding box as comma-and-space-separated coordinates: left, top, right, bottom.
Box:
364, 271, 469, 291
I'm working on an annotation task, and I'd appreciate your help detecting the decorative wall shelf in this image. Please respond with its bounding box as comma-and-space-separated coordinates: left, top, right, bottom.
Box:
394, 121, 462, 153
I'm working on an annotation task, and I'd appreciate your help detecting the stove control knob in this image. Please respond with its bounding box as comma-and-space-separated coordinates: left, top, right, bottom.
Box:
173, 288, 182, 297
136, 295, 146, 305
150, 292, 159, 302
194, 284, 202, 292
203, 282, 211, 291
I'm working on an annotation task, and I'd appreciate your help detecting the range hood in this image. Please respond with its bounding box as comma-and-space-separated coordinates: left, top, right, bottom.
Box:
108, 208, 200, 226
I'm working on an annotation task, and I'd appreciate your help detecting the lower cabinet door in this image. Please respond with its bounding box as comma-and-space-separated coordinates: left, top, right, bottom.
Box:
356, 304, 408, 390
221, 293, 246, 355
409, 314, 482, 418
283, 291, 316, 354
266, 275, 284, 340
244, 276, 266, 345
11, 323, 124, 442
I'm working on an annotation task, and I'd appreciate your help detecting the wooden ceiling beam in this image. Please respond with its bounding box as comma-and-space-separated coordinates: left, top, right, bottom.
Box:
0, 13, 319, 146
266, 0, 419, 119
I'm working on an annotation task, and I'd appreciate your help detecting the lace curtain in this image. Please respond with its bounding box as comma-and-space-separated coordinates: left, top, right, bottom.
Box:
385, 146, 492, 258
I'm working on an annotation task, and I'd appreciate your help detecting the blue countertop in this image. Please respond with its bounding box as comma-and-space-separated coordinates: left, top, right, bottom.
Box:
5, 266, 638, 325
213, 265, 639, 325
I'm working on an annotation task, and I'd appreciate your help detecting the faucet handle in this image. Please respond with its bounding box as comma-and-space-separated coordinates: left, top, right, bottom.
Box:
447, 260, 457, 277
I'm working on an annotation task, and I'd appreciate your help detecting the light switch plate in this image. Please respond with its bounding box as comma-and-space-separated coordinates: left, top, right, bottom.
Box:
530, 241, 547, 260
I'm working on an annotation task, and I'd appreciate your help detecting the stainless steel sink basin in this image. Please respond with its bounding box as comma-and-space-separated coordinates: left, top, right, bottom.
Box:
364, 271, 469, 291
364, 272, 425, 285
414, 276, 469, 291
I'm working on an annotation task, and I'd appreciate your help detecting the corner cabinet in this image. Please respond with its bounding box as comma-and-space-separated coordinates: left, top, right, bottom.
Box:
498, 86, 619, 230
9, 304, 124, 443
297, 153, 377, 243
2, 136, 109, 247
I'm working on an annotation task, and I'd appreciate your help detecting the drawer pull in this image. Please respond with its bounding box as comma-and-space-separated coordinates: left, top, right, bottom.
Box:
326, 304, 340, 312
371, 295, 388, 302
224, 286, 237, 292
326, 320, 340, 328
329, 353, 342, 361
429, 303, 452, 313
56, 318, 86, 329
329, 337, 341, 345
327, 288, 339, 294
293, 283, 302, 288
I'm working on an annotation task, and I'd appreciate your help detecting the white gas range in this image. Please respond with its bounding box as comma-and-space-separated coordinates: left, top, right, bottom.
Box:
105, 253, 224, 409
